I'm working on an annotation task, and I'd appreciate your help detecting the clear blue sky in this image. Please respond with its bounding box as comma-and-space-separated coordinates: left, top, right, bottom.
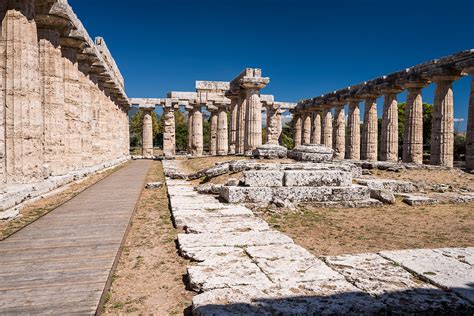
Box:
70, 0, 474, 130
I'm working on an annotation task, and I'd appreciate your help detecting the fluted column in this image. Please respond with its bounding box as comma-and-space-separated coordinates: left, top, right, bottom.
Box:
321, 107, 333, 147
361, 97, 378, 161
346, 100, 361, 160
302, 112, 312, 145
266, 105, 281, 145
277, 109, 283, 145
38, 27, 66, 176
209, 108, 218, 155
466, 70, 474, 169
235, 95, 246, 154
294, 114, 302, 147
228, 97, 238, 154
187, 108, 193, 154
333, 105, 345, 159
244, 88, 262, 154
430, 74, 459, 167
191, 105, 203, 156
3, 0, 44, 184
141, 108, 154, 158
403, 81, 427, 164
163, 105, 176, 158
380, 89, 401, 162
311, 112, 321, 144
216, 105, 228, 155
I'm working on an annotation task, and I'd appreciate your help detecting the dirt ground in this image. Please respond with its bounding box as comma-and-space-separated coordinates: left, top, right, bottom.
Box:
102, 161, 194, 315
0, 163, 127, 241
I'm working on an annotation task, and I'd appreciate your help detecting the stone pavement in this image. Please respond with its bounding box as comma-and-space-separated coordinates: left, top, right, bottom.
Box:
0, 160, 151, 314
163, 160, 474, 315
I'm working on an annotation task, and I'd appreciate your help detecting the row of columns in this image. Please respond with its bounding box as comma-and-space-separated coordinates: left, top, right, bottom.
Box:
293, 72, 474, 168
0, 1, 130, 189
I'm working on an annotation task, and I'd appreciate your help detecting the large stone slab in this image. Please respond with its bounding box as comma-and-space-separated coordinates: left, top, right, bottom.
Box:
184, 216, 270, 234
325, 253, 472, 313
252, 144, 288, 159
402, 195, 439, 206
284, 170, 352, 187
289, 144, 334, 162
178, 231, 293, 251
180, 246, 245, 262
356, 179, 414, 193
380, 249, 474, 303
243, 171, 284, 187
220, 186, 274, 203
433, 247, 474, 265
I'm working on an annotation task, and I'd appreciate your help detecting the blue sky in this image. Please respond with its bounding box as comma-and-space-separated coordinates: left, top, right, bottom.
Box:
70, 0, 474, 130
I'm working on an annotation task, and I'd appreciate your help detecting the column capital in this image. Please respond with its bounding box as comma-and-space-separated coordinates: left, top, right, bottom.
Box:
240, 77, 270, 90
400, 77, 430, 90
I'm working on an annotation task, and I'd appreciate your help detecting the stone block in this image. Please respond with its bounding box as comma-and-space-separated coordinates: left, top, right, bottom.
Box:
243, 171, 284, 187
252, 144, 288, 159
357, 179, 414, 193
403, 195, 439, 206
283, 170, 352, 187
184, 215, 270, 234
370, 189, 396, 204
145, 182, 162, 189
273, 185, 370, 203
220, 186, 274, 203
204, 162, 230, 178
289, 144, 334, 162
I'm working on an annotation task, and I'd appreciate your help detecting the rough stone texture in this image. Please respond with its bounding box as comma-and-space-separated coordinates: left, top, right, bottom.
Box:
265, 105, 281, 145
326, 253, 471, 313
216, 106, 228, 155
191, 106, 204, 156
332, 105, 345, 159
293, 114, 302, 147
243, 170, 284, 187
184, 216, 270, 234
361, 97, 378, 161
380, 248, 474, 303
163, 106, 176, 157
252, 144, 287, 159
403, 195, 439, 206
145, 182, 162, 189
430, 76, 457, 167
283, 170, 352, 187
311, 112, 321, 144
244, 87, 264, 155
466, 74, 474, 169
370, 188, 396, 204
209, 110, 217, 155
235, 96, 246, 154
302, 112, 312, 145
221, 186, 274, 203
228, 98, 238, 154
346, 100, 361, 160
403, 83, 426, 164
380, 93, 399, 162
321, 107, 333, 147
289, 144, 334, 162
356, 178, 414, 193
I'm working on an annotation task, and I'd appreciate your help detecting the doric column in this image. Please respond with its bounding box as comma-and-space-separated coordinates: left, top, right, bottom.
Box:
235, 94, 246, 154
380, 87, 402, 162
266, 104, 281, 145
321, 107, 333, 147
242, 78, 268, 155
141, 107, 154, 158
294, 113, 302, 147
277, 109, 283, 145
346, 99, 361, 160
311, 111, 321, 144
430, 73, 460, 167
302, 111, 312, 145
209, 107, 218, 155
187, 107, 193, 154
163, 104, 176, 158
466, 69, 474, 169
3, 0, 44, 184
403, 80, 428, 164
38, 27, 66, 176
361, 96, 378, 161
332, 104, 346, 159
191, 104, 203, 156
216, 105, 228, 156
228, 96, 238, 154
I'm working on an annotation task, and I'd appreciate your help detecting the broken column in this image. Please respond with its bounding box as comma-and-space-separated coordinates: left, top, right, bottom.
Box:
3, 0, 44, 183
266, 103, 281, 145
294, 113, 302, 147
332, 102, 346, 160
321, 107, 333, 147
141, 107, 154, 158
430, 72, 460, 167
346, 98, 361, 160
243, 77, 269, 155
216, 104, 228, 156
209, 106, 218, 155
466, 69, 474, 169
191, 104, 204, 156
403, 79, 428, 164
311, 111, 321, 144
379, 86, 402, 162
361, 95, 378, 161
302, 111, 312, 145
163, 101, 176, 158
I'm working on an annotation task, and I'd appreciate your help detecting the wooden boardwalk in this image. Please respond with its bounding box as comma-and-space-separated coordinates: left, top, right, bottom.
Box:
0, 160, 151, 314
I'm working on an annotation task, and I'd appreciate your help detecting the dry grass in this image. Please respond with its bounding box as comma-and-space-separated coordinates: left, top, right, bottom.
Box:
102, 161, 194, 315
0, 163, 127, 241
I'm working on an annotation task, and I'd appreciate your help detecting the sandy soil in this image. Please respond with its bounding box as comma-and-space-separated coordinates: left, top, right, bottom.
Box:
0, 163, 127, 241
102, 161, 194, 315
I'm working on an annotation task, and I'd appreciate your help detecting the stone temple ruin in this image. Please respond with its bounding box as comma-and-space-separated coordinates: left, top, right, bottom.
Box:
1, 0, 474, 315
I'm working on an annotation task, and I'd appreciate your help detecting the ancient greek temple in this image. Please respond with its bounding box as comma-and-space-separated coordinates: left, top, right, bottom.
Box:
292, 50, 474, 168
130, 69, 296, 158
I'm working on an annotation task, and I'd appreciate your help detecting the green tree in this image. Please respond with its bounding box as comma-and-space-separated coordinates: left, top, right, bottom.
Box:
281, 117, 295, 149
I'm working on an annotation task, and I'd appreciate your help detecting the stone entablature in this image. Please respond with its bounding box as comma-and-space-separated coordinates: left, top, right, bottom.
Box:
293, 49, 474, 168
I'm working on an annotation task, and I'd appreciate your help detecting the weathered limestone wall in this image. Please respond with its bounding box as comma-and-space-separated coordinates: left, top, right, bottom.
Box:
0, 0, 130, 189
